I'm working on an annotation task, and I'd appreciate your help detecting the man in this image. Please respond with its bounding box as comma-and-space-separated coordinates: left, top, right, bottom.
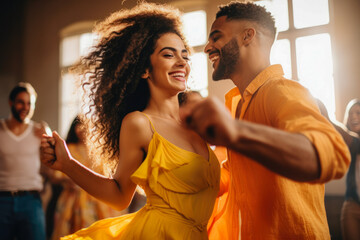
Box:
180, 2, 350, 239
0, 82, 50, 240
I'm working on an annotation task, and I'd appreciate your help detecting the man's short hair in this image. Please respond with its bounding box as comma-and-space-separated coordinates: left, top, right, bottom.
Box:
9, 82, 37, 102
216, 2, 277, 40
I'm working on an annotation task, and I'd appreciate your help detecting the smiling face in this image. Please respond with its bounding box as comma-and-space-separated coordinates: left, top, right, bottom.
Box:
347, 104, 360, 134
9, 91, 35, 123
205, 16, 243, 81
146, 33, 190, 94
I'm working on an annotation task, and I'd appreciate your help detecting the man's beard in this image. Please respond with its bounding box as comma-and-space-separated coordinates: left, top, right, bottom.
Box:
213, 37, 240, 81
11, 106, 27, 123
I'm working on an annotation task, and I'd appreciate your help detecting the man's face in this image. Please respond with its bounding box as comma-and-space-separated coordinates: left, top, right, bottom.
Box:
9, 91, 35, 123
204, 16, 242, 81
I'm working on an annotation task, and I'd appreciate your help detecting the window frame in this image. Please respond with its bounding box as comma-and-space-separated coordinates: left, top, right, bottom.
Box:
276, 0, 335, 82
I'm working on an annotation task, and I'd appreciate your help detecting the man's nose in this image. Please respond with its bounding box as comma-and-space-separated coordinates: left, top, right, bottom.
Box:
204, 41, 212, 54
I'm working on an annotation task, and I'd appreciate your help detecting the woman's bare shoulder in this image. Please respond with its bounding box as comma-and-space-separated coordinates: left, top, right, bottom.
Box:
122, 111, 150, 129
121, 111, 152, 145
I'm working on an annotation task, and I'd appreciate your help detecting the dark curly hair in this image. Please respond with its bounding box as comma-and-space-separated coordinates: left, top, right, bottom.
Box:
72, 2, 189, 171
216, 2, 276, 40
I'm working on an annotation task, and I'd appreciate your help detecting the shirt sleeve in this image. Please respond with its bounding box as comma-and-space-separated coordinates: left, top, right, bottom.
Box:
265, 79, 351, 183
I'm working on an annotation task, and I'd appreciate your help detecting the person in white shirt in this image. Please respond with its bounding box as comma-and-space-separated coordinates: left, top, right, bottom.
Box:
0, 82, 50, 240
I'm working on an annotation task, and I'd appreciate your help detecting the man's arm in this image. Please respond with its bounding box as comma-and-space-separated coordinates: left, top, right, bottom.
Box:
180, 97, 320, 181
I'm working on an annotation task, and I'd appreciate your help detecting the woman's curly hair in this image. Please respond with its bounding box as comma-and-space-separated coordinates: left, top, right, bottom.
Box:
72, 2, 189, 172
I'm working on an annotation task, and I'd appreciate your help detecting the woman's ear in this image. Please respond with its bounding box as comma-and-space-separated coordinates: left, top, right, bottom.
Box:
141, 69, 150, 79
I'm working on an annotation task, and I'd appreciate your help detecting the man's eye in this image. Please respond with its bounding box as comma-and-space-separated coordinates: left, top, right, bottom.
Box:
164, 54, 174, 57
183, 56, 190, 61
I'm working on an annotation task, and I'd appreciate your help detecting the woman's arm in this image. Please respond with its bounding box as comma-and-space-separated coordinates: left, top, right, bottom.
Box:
316, 98, 356, 146
40, 112, 151, 210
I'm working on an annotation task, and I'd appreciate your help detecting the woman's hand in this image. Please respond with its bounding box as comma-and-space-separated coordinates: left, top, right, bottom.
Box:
40, 131, 73, 172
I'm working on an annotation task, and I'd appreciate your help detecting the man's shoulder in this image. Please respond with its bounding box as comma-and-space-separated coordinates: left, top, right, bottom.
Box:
261, 77, 311, 98
265, 77, 303, 89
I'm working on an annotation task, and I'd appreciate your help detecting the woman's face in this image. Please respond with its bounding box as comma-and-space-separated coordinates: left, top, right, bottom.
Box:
348, 104, 360, 134
146, 33, 190, 94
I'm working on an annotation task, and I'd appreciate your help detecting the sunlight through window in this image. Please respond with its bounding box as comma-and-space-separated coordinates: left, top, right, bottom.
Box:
255, 0, 289, 32
182, 10, 207, 47
271, 39, 292, 79
293, 0, 330, 29
182, 10, 208, 96
188, 53, 208, 96
296, 33, 335, 117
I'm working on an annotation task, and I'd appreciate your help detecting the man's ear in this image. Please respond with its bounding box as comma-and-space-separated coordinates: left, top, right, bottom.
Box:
141, 69, 150, 79
243, 28, 256, 46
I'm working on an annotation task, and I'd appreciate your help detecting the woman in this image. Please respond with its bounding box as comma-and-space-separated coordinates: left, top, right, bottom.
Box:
318, 99, 360, 240
51, 116, 126, 239
341, 99, 360, 240
41, 2, 220, 239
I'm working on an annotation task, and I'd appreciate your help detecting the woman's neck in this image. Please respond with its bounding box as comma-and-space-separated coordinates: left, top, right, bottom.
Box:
145, 94, 180, 121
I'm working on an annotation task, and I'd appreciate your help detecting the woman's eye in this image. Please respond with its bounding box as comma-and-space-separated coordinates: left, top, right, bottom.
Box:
164, 54, 174, 57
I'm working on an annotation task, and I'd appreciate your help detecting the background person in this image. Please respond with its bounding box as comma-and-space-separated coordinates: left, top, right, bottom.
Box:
0, 82, 51, 240
318, 99, 360, 240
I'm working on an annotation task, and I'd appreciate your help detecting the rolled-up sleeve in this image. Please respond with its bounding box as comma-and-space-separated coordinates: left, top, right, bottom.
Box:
267, 79, 351, 183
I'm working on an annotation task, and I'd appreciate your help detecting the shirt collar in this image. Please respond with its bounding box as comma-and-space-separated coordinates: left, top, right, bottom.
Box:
225, 64, 284, 112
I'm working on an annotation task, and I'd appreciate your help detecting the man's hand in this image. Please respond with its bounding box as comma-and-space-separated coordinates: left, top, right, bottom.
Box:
179, 96, 237, 147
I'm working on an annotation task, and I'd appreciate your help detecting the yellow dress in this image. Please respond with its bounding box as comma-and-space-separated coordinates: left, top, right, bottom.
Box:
62, 116, 220, 240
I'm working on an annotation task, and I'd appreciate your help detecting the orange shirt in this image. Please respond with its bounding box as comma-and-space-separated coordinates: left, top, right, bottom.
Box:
208, 65, 350, 239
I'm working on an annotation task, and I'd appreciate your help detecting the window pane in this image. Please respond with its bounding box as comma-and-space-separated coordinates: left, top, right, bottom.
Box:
61, 73, 80, 103
270, 39, 292, 79
80, 33, 98, 57
293, 0, 329, 29
60, 73, 82, 136
182, 10, 207, 47
60, 103, 78, 137
188, 52, 208, 96
296, 33, 335, 117
61, 35, 80, 67
255, 0, 289, 32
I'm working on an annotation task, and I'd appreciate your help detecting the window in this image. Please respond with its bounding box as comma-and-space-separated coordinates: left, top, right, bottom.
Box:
59, 30, 97, 136
256, 0, 335, 118
182, 10, 208, 96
